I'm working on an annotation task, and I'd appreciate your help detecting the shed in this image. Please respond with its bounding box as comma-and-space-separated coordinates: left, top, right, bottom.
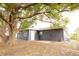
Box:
17, 28, 65, 41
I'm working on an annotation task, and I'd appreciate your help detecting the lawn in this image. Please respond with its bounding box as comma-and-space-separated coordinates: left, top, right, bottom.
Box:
0, 40, 79, 56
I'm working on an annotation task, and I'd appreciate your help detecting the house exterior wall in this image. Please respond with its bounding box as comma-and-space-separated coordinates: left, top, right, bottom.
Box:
35, 29, 64, 41
17, 29, 64, 41
17, 30, 29, 40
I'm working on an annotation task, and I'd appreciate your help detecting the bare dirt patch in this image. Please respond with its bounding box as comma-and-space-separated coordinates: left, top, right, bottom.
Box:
0, 40, 79, 56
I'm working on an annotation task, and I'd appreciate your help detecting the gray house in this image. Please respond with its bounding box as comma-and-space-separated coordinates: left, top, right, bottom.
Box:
17, 28, 65, 41
17, 19, 68, 41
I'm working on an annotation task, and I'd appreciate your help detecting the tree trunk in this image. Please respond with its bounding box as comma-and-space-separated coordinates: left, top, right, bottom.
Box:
6, 24, 17, 46
7, 30, 16, 45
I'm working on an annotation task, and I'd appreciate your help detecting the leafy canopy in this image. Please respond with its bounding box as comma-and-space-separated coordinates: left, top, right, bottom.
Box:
0, 3, 79, 30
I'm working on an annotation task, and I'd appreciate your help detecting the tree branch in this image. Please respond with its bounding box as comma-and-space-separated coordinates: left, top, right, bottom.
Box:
57, 4, 70, 13
17, 11, 51, 19
14, 3, 37, 12
21, 3, 37, 9
17, 8, 69, 20
0, 34, 4, 38
16, 4, 70, 20
0, 14, 11, 26
0, 18, 11, 25
40, 20, 53, 24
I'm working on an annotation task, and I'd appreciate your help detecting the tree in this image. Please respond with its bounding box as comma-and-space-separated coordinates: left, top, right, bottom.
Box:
0, 3, 79, 45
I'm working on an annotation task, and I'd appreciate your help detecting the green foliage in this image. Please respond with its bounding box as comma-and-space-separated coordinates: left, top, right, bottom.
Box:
0, 3, 79, 30
20, 20, 30, 29
70, 33, 77, 40
70, 28, 79, 40
50, 17, 69, 29
20, 16, 37, 29
43, 4, 63, 20
0, 3, 14, 11
68, 4, 79, 11
46, 12, 62, 20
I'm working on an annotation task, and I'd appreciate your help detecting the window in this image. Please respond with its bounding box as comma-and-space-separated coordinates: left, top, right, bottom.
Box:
23, 32, 27, 37
40, 32, 43, 35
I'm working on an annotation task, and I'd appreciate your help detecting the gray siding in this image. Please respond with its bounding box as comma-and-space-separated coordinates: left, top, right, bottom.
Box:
17, 29, 64, 41
35, 29, 64, 41
17, 30, 29, 40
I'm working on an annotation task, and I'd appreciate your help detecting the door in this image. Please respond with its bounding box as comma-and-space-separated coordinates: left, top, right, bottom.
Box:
35, 31, 43, 40
29, 30, 36, 40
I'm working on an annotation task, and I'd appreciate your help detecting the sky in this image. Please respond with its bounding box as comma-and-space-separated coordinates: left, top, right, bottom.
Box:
62, 10, 79, 35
